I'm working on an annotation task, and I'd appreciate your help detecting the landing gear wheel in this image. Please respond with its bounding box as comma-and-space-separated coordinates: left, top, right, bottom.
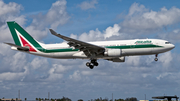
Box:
86, 62, 90, 67
154, 54, 158, 61
91, 59, 98, 66
154, 58, 158, 61
93, 62, 98, 66
86, 62, 94, 69
86, 59, 98, 69
89, 65, 94, 69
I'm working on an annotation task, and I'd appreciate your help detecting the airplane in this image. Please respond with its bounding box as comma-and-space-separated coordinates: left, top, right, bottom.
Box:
5, 21, 175, 69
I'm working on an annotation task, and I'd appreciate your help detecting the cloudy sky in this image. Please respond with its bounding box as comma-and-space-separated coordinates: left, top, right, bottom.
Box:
0, 0, 180, 100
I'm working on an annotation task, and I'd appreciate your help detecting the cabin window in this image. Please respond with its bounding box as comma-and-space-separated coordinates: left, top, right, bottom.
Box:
165, 42, 171, 44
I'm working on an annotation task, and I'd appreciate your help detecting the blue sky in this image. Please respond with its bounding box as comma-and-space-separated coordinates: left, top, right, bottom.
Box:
1, 0, 180, 101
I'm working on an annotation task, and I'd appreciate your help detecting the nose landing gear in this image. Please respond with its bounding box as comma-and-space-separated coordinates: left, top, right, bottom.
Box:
154, 54, 158, 61
86, 59, 98, 69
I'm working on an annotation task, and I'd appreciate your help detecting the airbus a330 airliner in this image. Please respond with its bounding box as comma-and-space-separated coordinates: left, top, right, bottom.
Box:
5, 21, 175, 69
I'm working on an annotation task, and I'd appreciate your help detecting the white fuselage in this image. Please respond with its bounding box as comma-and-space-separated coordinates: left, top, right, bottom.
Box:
20, 39, 174, 59
7, 21, 175, 68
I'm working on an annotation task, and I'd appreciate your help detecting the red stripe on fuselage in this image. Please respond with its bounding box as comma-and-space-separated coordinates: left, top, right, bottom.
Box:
19, 35, 37, 52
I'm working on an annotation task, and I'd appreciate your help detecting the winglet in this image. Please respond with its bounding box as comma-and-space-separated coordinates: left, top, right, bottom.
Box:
49, 29, 71, 41
49, 29, 63, 38
49, 29, 58, 35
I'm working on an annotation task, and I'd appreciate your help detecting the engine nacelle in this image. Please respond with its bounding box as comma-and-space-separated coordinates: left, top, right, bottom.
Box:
108, 57, 125, 62
104, 49, 122, 57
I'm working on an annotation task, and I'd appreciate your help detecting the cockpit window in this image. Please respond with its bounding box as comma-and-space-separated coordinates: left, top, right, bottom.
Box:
165, 42, 171, 44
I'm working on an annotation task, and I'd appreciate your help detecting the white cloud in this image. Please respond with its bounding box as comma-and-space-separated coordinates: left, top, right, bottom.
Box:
121, 3, 180, 34
0, 0, 26, 42
24, 0, 70, 40
25, 26, 48, 41
143, 7, 180, 27
0, 0, 70, 42
77, 0, 98, 10
159, 52, 172, 68
31, 57, 49, 70
173, 29, 180, 33
70, 33, 78, 39
52, 64, 72, 73
31, 0, 70, 30
158, 28, 180, 43
104, 24, 121, 39
48, 0, 70, 28
10, 52, 27, 71
156, 72, 171, 80
81, 70, 107, 76
0, 0, 22, 19
0, 45, 28, 73
128, 3, 148, 16
72, 24, 121, 42
69, 70, 81, 81
0, 43, 12, 57
125, 56, 140, 66
44, 65, 64, 81
0, 66, 28, 81
78, 28, 103, 41
0, 72, 25, 81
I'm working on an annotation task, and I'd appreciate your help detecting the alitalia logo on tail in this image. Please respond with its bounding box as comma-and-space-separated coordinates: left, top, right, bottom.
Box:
7, 21, 41, 52
19, 35, 37, 52
14, 29, 37, 52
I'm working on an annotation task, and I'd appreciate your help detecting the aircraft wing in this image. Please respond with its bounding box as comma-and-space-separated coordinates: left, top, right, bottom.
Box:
49, 29, 105, 57
4, 43, 29, 51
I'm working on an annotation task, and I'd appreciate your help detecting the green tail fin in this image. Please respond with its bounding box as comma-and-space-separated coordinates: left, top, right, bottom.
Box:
7, 21, 42, 52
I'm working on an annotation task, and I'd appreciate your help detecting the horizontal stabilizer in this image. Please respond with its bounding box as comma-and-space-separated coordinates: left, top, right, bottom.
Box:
4, 43, 29, 51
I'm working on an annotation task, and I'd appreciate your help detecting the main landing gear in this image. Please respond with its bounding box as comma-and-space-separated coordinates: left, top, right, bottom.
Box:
154, 54, 158, 61
86, 59, 98, 69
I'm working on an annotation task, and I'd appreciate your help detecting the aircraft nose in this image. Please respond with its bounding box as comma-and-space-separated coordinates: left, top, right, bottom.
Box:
170, 44, 175, 49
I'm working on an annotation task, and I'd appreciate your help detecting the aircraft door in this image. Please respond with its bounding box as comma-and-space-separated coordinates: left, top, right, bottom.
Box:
152, 40, 160, 54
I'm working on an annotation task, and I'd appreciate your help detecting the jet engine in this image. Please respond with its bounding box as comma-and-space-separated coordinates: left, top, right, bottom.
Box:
107, 57, 125, 62
104, 49, 122, 57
